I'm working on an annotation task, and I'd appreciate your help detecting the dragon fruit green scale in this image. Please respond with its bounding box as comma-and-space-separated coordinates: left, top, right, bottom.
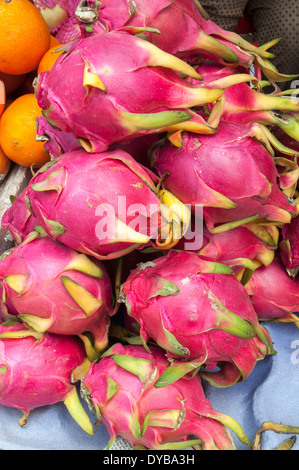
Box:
34, 30, 228, 153
119, 250, 275, 388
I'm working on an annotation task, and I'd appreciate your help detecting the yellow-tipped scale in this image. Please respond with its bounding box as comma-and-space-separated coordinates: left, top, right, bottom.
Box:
65, 253, 104, 278
139, 38, 203, 80
4, 275, 27, 295
64, 387, 94, 436
61, 276, 103, 317
83, 59, 107, 94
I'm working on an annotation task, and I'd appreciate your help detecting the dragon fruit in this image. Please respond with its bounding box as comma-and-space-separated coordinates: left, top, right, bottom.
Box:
34, 30, 244, 154
176, 219, 279, 275
24, 148, 190, 259
0, 235, 113, 353
119, 250, 274, 388
152, 121, 298, 234
34, 0, 295, 84
0, 320, 93, 434
1, 188, 40, 245
192, 62, 299, 146
81, 343, 252, 450
280, 216, 299, 278
244, 256, 299, 327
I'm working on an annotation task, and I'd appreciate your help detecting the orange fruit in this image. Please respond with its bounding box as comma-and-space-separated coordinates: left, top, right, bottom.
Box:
38, 45, 64, 74
0, 93, 50, 168
0, 71, 26, 96
0, 0, 51, 75
0, 80, 5, 117
0, 146, 11, 182
50, 34, 61, 48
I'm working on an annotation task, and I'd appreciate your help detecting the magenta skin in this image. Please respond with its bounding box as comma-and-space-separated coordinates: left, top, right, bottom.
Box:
120, 250, 274, 387
81, 343, 252, 450
152, 122, 297, 231
280, 216, 299, 272
245, 256, 299, 322
1, 188, 40, 245
0, 321, 86, 418
0, 236, 113, 350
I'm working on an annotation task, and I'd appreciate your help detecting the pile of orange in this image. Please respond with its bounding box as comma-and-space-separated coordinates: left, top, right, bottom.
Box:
0, 0, 65, 179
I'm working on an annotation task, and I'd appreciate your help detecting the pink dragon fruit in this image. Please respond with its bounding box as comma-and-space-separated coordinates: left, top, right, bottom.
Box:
192, 62, 299, 146
24, 148, 190, 259
119, 250, 274, 388
244, 256, 299, 327
175, 219, 279, 276
280, 216, 299, 278
1, 188, 40, 245
33, 0, 294, 83
0, 235, 113, 353
81, 342, 252, 450
34, 30, 241, 154
152, 121, 298, 234
0, 320, 93, 434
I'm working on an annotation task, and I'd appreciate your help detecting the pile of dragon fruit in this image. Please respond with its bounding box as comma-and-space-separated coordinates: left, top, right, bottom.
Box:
1, 0, 299, 451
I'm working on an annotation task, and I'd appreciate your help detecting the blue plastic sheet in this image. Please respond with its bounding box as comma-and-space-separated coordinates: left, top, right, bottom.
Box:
0, 322, 298, 451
